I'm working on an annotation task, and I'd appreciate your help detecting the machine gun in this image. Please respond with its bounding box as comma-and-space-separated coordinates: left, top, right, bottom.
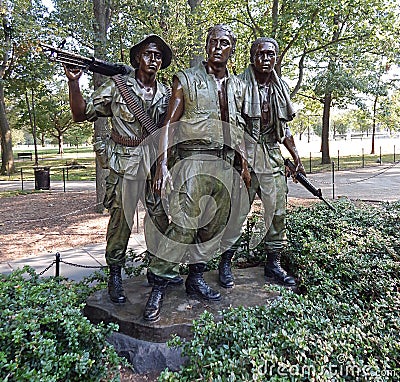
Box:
285, 158, 335, 212
39, 42, 131, 76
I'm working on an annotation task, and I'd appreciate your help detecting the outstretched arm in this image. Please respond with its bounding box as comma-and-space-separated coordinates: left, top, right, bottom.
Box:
154, 76, 185, 194
64, 65, 87, 122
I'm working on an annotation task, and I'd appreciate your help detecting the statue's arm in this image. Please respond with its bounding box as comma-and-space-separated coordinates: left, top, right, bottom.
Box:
154, 76, 185, 194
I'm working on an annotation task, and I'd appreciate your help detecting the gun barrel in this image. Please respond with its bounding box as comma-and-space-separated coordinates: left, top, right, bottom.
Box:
285, 158, 335, 212
39, 42, 130, 76
295, 172, 322, 198
40, 43, 92, 63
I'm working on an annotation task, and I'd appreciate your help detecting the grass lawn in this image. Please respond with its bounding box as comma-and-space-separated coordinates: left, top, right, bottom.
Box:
1, 145, 398, 183
1, 146, 96, 182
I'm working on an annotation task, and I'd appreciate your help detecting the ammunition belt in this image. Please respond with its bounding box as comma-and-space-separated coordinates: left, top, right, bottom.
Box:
111, 129, 144, 147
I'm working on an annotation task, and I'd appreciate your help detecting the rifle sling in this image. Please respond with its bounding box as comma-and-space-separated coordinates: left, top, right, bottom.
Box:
112, 74, 158, 138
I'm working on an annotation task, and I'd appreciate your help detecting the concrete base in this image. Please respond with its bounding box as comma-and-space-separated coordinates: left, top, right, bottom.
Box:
84, 266, 279, 343
107, 332, 186, 374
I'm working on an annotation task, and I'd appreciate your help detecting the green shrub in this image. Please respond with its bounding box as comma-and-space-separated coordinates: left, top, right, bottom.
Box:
0, 267, 123, 382
160, 200, 400, 381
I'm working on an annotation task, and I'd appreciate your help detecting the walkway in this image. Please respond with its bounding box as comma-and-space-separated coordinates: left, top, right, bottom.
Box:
1, 162, 399, 280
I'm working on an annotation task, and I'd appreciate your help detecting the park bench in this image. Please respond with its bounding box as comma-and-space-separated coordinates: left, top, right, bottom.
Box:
17, 152, 33, 160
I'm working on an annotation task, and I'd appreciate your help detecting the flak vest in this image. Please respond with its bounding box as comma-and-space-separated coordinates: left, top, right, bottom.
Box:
174, 62, 246, 150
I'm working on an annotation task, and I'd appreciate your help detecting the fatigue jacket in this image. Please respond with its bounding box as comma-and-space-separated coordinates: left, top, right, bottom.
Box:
174, 62, 246, 150
85, 70, 170, 176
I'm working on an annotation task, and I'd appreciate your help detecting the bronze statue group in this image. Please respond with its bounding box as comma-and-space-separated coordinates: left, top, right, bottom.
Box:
64, 24, 306, 322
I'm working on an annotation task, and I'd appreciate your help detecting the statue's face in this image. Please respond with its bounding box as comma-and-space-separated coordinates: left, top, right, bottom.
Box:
252, 42, 277, 74
206, 29, 233, 65
137, 42, 163, 74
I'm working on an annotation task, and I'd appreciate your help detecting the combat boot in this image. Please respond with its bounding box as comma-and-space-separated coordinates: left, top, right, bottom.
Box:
264, 250, 296, 286
143, 275, 169, 322
218, 250, 235, 288
146, 268, 184, 286
185, 263, 221, 301
108, 265, 126, 303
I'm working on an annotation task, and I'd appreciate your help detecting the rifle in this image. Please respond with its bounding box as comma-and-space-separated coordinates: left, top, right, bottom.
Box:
285, 158, 335, 212
39, 42, 131, 77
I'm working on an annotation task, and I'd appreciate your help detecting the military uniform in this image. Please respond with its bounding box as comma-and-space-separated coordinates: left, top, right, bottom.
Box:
149, 61, 247, 279
85, 70, 170, 266
239, 64, 295, 253
218, 63, 295, 286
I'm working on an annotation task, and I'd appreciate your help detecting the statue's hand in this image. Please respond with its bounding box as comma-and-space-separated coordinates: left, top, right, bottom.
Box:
154, 161, 173, 197
296, 162, 306, 177
63, 64, 83, 82
287, 159, 306, 183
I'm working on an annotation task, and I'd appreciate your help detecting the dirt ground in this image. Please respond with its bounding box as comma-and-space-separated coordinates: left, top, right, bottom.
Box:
0, 190, 315, 263
0, 190, 315, 381
0, 190, 109, 262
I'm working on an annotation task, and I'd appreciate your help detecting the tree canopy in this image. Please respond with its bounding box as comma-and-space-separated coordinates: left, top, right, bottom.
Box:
1, 0, 399, 173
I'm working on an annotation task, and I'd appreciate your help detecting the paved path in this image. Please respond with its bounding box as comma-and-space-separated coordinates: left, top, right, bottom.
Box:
2, 161, 399, 201
287, 162, 400, 202
1, 162, 399, 280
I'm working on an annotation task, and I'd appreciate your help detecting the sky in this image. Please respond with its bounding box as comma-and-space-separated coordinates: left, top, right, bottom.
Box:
42, 0, 54, 12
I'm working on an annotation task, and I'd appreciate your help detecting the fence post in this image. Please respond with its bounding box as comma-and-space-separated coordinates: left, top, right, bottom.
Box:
331, 161, 335, 200
379, 146, 382, 165
62, 168, 66, 193
394, 145, 396, 163
55, 252, 60, 279
362, 148, 365, 168
20, 168, 24, 191
309, 152, 312, 174
337, 150, 340, 171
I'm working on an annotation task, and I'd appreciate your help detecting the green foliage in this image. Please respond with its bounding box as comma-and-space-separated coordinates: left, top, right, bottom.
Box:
160, 200, 400, 381
0, 267, 123, 381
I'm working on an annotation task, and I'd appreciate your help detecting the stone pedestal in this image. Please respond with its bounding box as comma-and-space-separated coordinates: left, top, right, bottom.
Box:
85, 266, 281, 373
84, 266, 279, 343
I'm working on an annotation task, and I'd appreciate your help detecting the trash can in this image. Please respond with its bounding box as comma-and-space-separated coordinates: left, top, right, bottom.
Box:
34, 167, 50, 190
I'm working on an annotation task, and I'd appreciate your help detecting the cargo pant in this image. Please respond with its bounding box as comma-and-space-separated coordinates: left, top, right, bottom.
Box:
104, 168, 169, 267
220, 142, 286, 254
149, 151, 234, 280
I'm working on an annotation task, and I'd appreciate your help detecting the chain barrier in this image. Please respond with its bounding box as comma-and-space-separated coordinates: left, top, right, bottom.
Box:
60, 258, 106, 270
38, 261, 56, 276
37, 252, 106, 279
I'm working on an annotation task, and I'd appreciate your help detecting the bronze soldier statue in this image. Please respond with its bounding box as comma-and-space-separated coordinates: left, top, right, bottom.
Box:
218, 37, 306, 288
64, 35, 181, 304
144, 24, 250, 321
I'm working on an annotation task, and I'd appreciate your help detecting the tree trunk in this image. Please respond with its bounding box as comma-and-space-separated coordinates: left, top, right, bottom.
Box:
321, 92, 331, 164
371, 95, 378, 154
320, 15, 340, 166
188, 0, 204, 67
0, 82, 14, 174
92, 0, 112, 212
25, 90, 39, 166
58, 133, 64, 154
0, 3, 14, 175
271, 0, 279, 39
